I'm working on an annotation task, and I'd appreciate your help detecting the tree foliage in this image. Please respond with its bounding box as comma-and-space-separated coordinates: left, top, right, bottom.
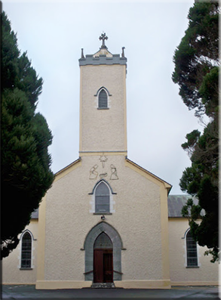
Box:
1, 11, 54, 259
172, 1, 219, 262
172, 1, 219, 117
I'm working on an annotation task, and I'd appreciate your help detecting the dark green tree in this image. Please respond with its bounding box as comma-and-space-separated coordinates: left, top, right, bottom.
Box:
172, 1, 219, 262
1, 11, 54, 259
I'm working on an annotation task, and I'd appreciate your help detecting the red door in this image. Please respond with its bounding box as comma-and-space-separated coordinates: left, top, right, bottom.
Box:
103, 252, 113, 282
94, 249, 113, 283
94, 249, 103, 283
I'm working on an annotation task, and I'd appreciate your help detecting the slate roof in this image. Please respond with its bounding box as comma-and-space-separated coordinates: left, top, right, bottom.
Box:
168, 195, 201, 217
31, 209, 38, 219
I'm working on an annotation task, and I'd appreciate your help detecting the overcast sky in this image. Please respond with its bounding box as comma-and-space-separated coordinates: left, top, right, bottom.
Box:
3, 0, 204, 194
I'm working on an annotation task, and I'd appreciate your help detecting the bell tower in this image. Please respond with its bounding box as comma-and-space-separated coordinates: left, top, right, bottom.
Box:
79, 33, 127, 155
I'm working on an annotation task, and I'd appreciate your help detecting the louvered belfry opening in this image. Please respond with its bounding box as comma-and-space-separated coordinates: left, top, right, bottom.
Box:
98, 89, 107, 108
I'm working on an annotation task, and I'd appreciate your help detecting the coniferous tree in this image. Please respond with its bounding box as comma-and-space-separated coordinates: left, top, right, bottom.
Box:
172, 1, 219, 262
1, 11, 54, 259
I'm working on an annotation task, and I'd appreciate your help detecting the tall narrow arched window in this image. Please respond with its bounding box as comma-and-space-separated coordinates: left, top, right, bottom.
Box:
98, 89, 108, 108
21, 232, 32, 269
186, 230, 198, 267
95, 182, 110, 213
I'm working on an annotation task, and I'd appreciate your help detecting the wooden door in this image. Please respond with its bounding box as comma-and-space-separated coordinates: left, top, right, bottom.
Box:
94, 249, 103, 283
94, 249, 113, 283
103, 252, 113, 282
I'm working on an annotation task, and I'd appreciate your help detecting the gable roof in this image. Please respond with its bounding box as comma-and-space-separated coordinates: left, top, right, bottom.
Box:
168, 195, 201, 218
55, 158, 81, 177
125, 157, 172, 194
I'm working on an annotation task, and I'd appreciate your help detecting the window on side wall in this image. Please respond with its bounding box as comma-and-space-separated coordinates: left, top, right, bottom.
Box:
186, 230, 198, 267
21, 231, 32, 269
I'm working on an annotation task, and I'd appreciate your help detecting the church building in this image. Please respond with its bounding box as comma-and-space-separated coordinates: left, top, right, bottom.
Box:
2, 34, 218, 289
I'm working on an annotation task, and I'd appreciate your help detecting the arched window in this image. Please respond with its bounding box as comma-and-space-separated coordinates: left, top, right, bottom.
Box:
186, 230, 198, 267
21, 231, 32, 269
95, 182, 110, 213
98, 89, 108, 108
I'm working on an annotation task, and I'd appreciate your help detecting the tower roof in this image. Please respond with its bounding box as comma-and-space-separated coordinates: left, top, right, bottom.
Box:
79, 33, 127, 66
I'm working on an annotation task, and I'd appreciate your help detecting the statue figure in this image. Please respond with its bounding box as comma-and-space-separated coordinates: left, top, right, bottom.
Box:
110, 164, 119, 180
89, 164, 98, 180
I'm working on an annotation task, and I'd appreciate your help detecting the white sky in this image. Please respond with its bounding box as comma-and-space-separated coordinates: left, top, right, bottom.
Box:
3, 0, 204, 194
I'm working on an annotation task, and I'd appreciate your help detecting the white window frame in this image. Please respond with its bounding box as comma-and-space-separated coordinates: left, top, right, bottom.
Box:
94, 86, 112, 109
89, 179, 115, 214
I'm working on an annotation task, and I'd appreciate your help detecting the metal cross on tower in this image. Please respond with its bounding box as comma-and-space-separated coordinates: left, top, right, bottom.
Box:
99, 32, 108, 49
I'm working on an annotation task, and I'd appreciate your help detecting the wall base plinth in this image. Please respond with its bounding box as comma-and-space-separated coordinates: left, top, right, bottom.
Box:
36, 280, 171, 289
114, 280, 171, 289
171, 281, 219, 286
35, 280, 92, 289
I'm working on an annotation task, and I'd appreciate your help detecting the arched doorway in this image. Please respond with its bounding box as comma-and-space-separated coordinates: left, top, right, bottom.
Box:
83, 222, 123, 282
93, 232, 113, 283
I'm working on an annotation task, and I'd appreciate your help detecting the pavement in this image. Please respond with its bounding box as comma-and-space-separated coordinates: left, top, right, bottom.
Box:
2, 285, 220, 300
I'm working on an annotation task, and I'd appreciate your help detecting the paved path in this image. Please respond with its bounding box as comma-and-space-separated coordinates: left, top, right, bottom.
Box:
2, 285, 220, 299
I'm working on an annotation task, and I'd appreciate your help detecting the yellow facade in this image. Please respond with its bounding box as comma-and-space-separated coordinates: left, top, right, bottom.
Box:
168, 218, 218, 286
2, 36, 219, 288
3, 220, 38, 284
79, 64, 127, 153
35, 154, 171, 289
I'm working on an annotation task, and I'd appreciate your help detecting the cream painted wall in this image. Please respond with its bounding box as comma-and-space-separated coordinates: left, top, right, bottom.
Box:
2, 220, 38, 284
3, 166, 219, 287
79, 65, 127, 153
168, 218, 219, 285
3, 40, 219, 289
39, 154, 169, 287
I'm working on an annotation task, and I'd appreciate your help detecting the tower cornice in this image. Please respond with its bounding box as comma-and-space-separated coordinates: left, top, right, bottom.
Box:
79, 54, 127, 66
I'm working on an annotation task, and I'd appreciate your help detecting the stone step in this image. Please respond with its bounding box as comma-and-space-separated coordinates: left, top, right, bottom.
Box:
91, 282, 115, 289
